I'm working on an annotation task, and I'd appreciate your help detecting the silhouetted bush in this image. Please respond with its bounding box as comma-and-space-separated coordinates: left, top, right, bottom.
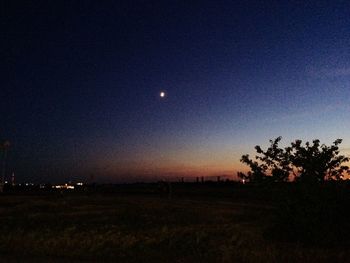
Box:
240, 137, 350, 246
239, 137, 349, 183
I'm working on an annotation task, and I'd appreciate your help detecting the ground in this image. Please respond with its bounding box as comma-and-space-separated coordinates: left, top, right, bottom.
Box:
0, 184, 348, 262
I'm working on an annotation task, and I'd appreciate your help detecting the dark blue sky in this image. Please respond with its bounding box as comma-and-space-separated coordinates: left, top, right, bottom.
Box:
2, 1, 350, 182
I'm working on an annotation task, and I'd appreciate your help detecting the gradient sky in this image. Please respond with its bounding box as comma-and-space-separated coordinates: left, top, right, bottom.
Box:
2, 1, 350, 183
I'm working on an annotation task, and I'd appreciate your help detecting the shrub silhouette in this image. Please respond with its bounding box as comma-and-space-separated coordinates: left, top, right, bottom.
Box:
239, 137, 349, 183
239, 137, 350, 246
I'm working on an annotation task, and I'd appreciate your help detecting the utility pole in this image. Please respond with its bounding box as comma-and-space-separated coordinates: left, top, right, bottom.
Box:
11, 172, 15, 186
1, 141, 10, 193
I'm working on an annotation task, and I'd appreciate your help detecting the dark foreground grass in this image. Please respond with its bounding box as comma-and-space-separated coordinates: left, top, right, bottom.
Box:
0, 188, 348, 262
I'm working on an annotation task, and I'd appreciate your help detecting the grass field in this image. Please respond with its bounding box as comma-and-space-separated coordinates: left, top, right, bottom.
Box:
0, 184, 348, 262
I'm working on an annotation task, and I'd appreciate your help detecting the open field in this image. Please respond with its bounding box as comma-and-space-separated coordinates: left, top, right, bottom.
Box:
0, 184, 348, 262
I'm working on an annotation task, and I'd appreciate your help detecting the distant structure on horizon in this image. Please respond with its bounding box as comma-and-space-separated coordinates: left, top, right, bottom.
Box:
0, 140, 11, 192
11, 172, 15, 186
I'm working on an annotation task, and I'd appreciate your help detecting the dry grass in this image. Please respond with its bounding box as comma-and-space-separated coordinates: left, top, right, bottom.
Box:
0, 191, 348, 262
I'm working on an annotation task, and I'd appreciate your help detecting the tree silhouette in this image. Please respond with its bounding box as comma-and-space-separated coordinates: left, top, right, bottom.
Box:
289, 139, 349, 183
239, 137, 349, 183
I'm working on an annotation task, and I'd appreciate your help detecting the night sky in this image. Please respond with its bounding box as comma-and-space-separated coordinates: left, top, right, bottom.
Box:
2, 1, 350, 183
